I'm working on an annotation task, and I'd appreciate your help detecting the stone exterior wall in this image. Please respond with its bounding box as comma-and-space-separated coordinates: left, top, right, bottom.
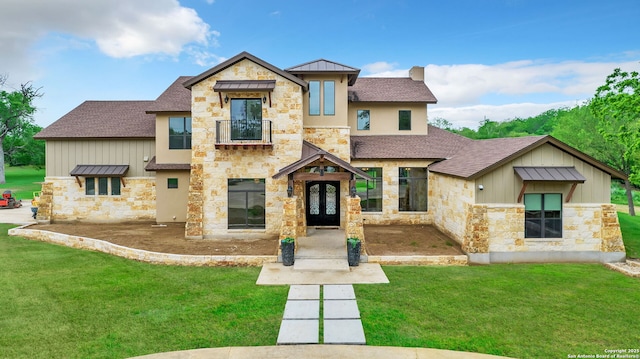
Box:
345, 196, 365, 249
187, 59, 304, 239
303, 127, 351, 161
350, 159, 432, 225
430, 173, 475, 245
39, 177, 155, 223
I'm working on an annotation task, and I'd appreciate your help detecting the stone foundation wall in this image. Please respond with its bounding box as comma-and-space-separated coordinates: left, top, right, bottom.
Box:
345, 196, 365, 250
40, 177, 155, 223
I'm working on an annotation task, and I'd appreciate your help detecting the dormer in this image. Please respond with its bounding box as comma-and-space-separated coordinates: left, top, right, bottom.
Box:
286, 59, 360, 128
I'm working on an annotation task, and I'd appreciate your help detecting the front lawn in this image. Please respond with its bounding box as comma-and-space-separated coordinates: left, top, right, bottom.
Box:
357, 265, 640, 359
619, 212, 640, 258
0, 224, 287, 359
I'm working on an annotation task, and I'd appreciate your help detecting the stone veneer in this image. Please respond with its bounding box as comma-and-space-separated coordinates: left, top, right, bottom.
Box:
345, 196, 365, 250
36, 177, 155, 223
430, 173, 475, 244
186, 59, 304, 239
303, 126, 351, 161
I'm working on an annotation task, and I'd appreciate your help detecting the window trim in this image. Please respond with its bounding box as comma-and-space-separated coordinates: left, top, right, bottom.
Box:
230, 98, 263, 141
167, 178, 179, 189
356, 167, 382, 212
228, 178, 266, 229
309, 80, 320, 116
84, 177, 122, 197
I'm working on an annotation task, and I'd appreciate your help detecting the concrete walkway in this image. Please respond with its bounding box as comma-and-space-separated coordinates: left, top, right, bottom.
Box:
0, 204, 36, 225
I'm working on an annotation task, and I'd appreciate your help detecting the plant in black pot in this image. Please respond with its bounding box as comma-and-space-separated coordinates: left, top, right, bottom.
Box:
346, 237, 361, 266
281, 237, 295, 266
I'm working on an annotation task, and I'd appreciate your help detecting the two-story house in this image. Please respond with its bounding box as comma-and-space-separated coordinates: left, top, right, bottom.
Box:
34, 51, 627, 264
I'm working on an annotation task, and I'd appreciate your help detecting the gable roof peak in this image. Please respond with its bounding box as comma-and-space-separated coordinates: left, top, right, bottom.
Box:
286, 59, 360, 85
183, 51, 307, 90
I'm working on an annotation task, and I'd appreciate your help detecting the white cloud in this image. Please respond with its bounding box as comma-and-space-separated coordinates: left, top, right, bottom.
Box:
362, 58, 640, 128
361, 61, 400, 75
0, 0, 217, 82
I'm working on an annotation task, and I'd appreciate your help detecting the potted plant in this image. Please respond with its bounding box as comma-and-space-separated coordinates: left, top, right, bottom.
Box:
346, 237, 361, 266
281, 237, 295, 266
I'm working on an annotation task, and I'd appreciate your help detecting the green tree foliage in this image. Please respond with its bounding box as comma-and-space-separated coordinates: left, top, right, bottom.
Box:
3, 121, 44, 167
591, 67, 640, 216
0, 76, 43, 184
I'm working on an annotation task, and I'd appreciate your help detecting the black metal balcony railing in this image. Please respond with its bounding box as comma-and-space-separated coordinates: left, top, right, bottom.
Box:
215, 120, 272, 145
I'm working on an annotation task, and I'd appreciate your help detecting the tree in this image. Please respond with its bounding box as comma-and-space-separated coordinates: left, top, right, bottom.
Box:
591, 67, 640, 216
3, 121, 45, 167
0, 76, 43, 184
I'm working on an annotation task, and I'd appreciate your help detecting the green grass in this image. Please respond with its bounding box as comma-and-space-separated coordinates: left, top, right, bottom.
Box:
619, 212, 640, 258
356, 265, 640, 359
0, 224, 288, 359
611, 181, 640, 206
0, 165, 45, 200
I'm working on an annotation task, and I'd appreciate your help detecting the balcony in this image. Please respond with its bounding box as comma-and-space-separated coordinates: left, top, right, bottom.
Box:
215, 120, 273, 149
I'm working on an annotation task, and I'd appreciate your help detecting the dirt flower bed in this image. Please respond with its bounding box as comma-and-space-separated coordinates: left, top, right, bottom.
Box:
28, 222, 464, 256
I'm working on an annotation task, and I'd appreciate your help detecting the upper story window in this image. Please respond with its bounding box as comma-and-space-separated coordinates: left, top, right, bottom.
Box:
399, 110, 411, 130
324, 81, 335, 115
169, 117, 192, 149
231, 99, 263, 140
309, 80, 335, 116
357, 110, 370, 130
309, 81, 320, 115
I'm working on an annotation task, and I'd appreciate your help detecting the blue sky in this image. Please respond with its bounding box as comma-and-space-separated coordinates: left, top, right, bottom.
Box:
1, 0, 639, 129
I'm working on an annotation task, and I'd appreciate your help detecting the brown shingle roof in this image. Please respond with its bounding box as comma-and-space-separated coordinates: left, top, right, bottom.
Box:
351, 125, 472, 160
349, 78, 437, 103
35, 101, 155, 139
146, 76, 193, 113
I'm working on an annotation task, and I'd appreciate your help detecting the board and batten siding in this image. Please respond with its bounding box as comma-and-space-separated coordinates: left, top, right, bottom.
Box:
44, 139, 156, 177
475, 143, 611, 204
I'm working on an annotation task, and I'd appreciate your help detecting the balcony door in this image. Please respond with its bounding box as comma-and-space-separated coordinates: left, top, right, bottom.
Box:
230, 98, 262, 140
306, 181, 340, 226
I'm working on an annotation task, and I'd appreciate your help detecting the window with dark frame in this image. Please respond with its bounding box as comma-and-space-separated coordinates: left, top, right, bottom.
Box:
168, 178, 178, 189
85, 178, 95, 196
524, 193, 562, 238
399, 110, 411, 130
98, 177, 108, 195
228, 178, 266, 229
230, 99, 262, 141
169, 117, 192, 149
398, 167, 428, 211
357, 110, 370, 130
111, 177, 121, 196
356, 167, 383, 212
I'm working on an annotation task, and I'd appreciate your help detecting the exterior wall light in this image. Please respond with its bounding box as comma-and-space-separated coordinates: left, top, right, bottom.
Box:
263, 95, 267, 104
224, 95, 229, 103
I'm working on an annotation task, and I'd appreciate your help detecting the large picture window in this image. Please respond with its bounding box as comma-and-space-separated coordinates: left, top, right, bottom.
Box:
399, 167, 427, 211
228, 178, 266, 229
525, 193, 562, 238
230, 99, 262, 140
357, 110, 370, 130
356, 167, 382, 212
169, 117, 192, 149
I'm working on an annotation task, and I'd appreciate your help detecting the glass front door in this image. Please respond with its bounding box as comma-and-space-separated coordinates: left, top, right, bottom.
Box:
306, 181, 340, 226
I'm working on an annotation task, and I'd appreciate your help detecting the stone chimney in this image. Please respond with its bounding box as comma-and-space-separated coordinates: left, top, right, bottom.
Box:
409, 66, 424, 81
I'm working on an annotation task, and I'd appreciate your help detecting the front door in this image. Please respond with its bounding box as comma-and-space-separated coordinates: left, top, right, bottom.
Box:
306, 181, 340, 226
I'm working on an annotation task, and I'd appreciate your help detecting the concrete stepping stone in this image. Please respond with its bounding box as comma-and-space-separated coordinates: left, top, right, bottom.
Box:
287, 285, 320, 300
324, 299, 360, 319
324, 284, 356, 299
323, 319, 366, 344
293, 258, 349, 272
283, 300, 319, 319
277, 319, 319, 344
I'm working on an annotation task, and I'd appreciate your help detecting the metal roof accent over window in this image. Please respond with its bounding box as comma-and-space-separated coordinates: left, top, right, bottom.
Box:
70, 165, 129, 177
514, 166, 586, 182
213, 80, 276, 92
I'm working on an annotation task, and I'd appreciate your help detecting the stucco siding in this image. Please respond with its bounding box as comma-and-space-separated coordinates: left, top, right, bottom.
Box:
348, 102, 427, 135
155, 113, 192, 164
